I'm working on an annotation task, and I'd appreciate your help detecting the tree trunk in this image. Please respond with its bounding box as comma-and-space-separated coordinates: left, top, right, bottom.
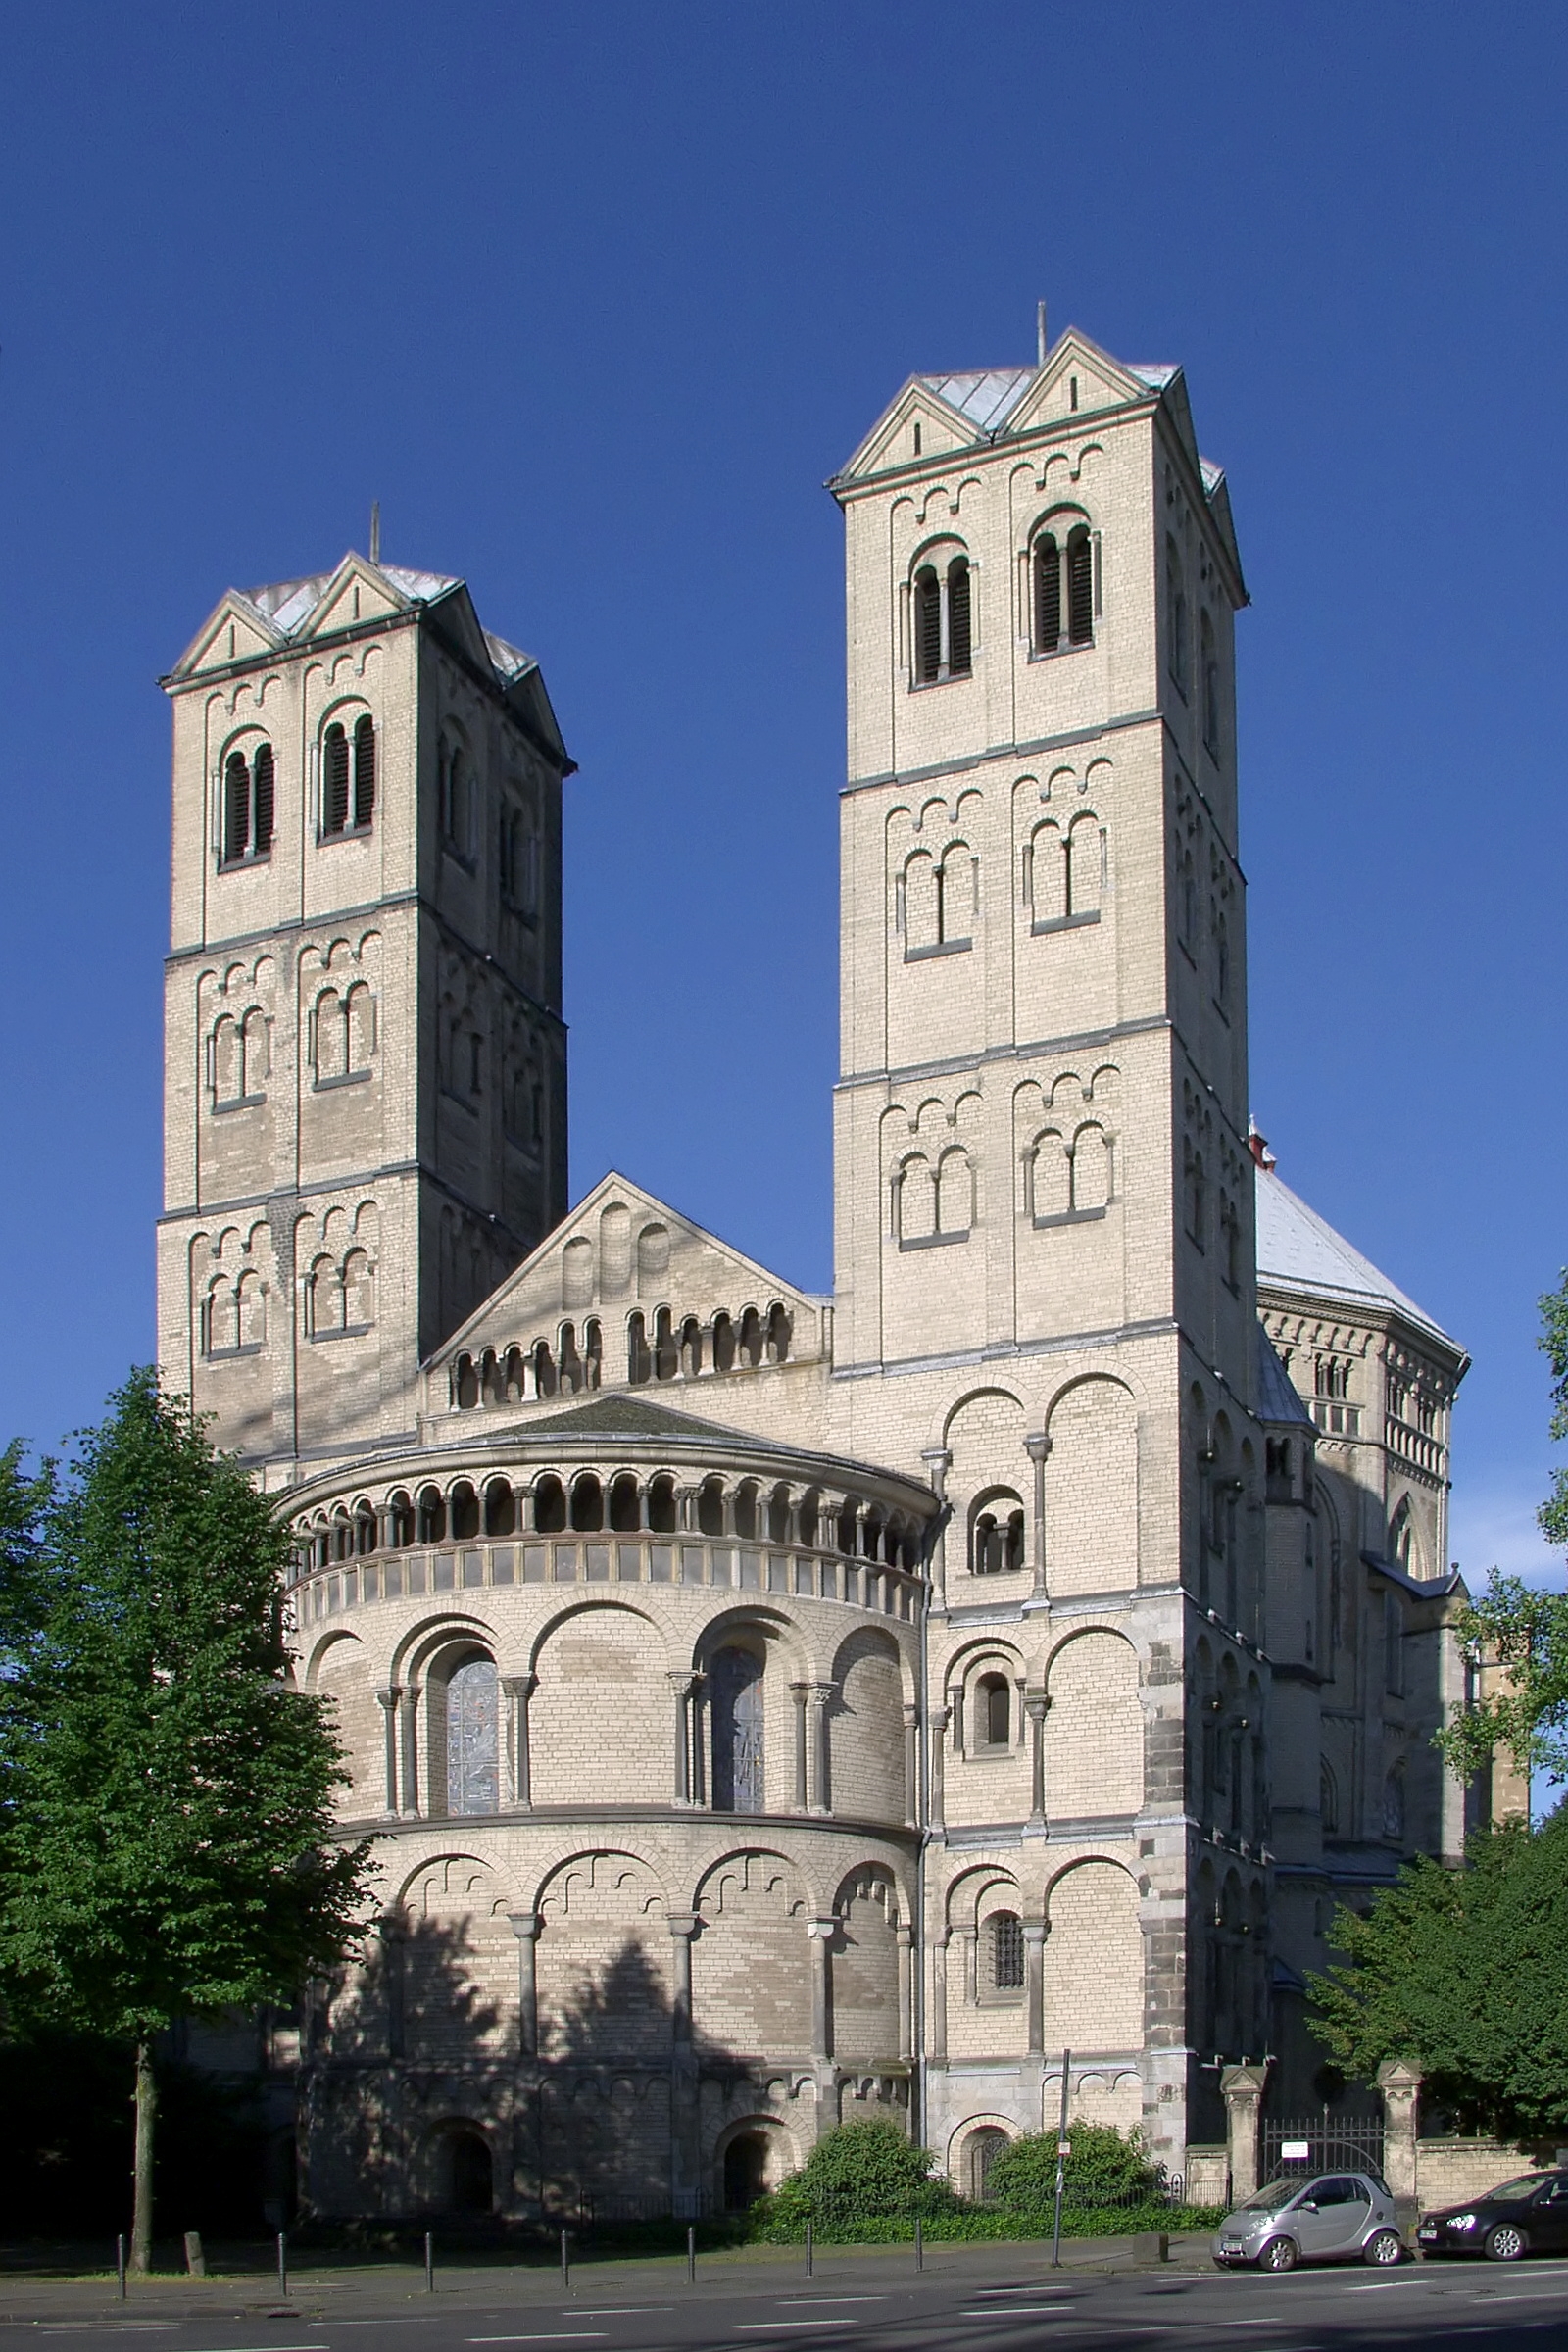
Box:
130, 2040, 157, 2276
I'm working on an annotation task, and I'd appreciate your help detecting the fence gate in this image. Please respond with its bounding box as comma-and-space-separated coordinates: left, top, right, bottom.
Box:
1261, 2115, 1385, 2183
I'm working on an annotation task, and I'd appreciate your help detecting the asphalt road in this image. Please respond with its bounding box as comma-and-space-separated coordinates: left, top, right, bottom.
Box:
5, 2244, 1568, 2352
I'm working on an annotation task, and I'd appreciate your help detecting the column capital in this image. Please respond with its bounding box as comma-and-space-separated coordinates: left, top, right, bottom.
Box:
502, 1671, 537, 1699
1021, 1918, 1050, 1949
1023, 1692, 1051, 1725
668, 1666, 704, 1694
507, 1910, 541, 1943
665, 1912, 700, 1940
1220, 2058, 1271, 2102
375, 1684, 403, 1713
807, 1914, 839, 1940
1023, 1431, 1052, 1464
894, 1920, 914, 1950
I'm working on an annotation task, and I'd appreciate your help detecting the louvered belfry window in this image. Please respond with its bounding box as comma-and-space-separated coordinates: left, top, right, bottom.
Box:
947, 556, 972, 676
222, 751, 251, 863
353, 714, 376, 829
1034, 534, 1061, 651
1066, 525, 1094, 644
252, 741, 275, 855
913, 567, 942, 683
321, 723, 351, 835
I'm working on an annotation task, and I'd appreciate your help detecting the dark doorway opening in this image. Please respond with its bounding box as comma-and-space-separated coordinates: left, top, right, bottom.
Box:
723, 2131, 768, 2212
446, 2128, 493, 2213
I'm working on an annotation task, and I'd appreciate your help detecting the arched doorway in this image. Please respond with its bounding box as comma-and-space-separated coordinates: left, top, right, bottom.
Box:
723, 2131, 769, 2211
442, 2126, 493, 2214
967, 2127, 1008, 2203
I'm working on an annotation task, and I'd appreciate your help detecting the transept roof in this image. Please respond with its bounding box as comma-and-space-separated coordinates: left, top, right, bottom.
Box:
1254, 1163, 1456, 1351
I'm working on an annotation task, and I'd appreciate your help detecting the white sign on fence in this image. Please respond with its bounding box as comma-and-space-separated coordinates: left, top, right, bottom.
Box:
1281, 2140, 1310, 2161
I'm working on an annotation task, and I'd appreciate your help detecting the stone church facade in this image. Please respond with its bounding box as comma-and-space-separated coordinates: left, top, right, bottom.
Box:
158, 325, 1477, 2221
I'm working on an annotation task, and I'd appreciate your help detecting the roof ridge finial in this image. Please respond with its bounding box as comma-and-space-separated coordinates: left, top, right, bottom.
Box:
1248, 1119, 1276, 1172
369, 501, 381, 566
1036, 299, 1049, 368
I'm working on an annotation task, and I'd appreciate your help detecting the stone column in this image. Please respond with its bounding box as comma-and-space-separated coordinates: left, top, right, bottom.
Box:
1023, 1919, 1048, 2057
930, 1929, 951, 2064
920, 1446, 952, 1606
1220, 2060, 1271, 2204
928, 1702, 950, 1832
1376, 2057, 1422, 2202
375, 1687, 402, 1814
896, 1922, 914, 2063
808, 1917, 837, 2062
1025, 1692, 1050, 1829
791, 1683, 810, 1809
689, 1673, 709, 1806
903, 1703, 919, 1828
806, 1683, 835, 1814
508, 1912, 541, 2058
1024, 1431, 1051, 1596
398, 1679, 420, 1815
670, 1671, 696, 1805
668, 1914, 701, 2213
503, 1673, 536, 1809
380, 1911, 406, 2060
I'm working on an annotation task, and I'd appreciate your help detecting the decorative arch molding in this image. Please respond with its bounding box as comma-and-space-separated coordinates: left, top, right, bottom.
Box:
526, 1596, 665, 1679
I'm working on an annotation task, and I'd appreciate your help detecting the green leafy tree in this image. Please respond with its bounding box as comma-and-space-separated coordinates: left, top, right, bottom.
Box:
0, 1372, 374, 2271
758, 2119, 957, 2230
1439, 1272, 1568, 1791
1308, 1809, 1568, 2139
986, 2122, 1157, 2213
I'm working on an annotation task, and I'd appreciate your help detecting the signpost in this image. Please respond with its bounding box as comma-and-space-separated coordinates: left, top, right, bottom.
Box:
1051, 2050, 1072, 2268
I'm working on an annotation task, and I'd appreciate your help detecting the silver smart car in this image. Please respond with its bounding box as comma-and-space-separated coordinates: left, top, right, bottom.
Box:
1212, 2170, 1404, 2271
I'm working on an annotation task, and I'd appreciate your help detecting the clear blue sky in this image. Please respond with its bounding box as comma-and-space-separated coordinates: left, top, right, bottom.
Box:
1, 3, 1563, 1585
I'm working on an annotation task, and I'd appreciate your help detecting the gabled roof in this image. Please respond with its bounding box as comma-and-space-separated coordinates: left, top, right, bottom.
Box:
165, 553, 570, 767
916, 368, 1035, 433
1255, 1320, 1314, 1428
1254, 1164, 1457, 1352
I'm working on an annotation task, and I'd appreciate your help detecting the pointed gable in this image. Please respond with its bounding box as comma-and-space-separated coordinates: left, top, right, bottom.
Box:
836, 375, 994, 485
297, 554, 411, 642
172, 591, 285, 679
429, 1172, 827, 1397
1001, 328, 1152, 439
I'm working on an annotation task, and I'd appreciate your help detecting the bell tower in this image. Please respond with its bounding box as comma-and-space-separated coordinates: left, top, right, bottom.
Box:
156, 555, 572, 1482
827, 328, 1260, 2169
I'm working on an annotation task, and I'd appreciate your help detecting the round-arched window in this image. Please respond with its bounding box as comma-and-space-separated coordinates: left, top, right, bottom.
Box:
447, 1654, 499, 1817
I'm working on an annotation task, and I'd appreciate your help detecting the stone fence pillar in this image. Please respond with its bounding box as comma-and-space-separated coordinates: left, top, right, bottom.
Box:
1376, 2057, 1422, 2201
1221, 2060, 1270, 2203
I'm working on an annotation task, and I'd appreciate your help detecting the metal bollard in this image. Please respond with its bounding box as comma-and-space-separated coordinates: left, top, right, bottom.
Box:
116, 2236, 127, 2299
806, 2220, 813, 2278
424, 2232, 434, 2293
277, 2231, 288, 2300
687, 2224, 696, 2284
914, 2220, 923, 2272
561, 2227, 570, 2290
184, 2231, 206, 2279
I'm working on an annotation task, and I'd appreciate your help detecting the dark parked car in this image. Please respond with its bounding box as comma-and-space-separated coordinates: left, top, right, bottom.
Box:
1418, 2170, 1568, 2261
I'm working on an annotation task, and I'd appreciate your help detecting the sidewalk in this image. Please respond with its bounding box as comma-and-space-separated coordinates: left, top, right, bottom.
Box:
0, 2230, 1215, 2324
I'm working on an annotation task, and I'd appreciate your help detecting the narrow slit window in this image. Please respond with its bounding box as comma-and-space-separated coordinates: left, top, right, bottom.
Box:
947, 557, 972, 676
913, 567, 941, 683
222, 751, 250, 863
1066, 527, 1093, 644
252, 742, 275, 854
1035, 534, 1061, 652
321, 724, 351, 836
353, 714, 376, 829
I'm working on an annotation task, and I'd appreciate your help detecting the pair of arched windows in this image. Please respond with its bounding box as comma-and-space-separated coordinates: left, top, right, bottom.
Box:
307, 1249, 374, 1338
912, 556, 972, 685
202, 1271, 266, 1356
1027, 1124, 1110, 1222
210, 1008, 270, 1108
321, 715, 375, 838
1034, 524, 1093, 654
895, 1150, 972, 1247
311, 983, 375, 1086
221, 742, 275, 865
971, 1489, 1025, 1577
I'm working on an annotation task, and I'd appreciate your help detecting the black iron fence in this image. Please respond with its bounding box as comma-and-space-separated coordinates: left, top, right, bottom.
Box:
1261, 2116, 1385, 2183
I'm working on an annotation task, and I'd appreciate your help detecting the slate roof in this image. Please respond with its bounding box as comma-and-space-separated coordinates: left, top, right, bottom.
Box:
917, 360, 1180, 438
1254, 1164, 1453, 1348
241, 564, 538, 691
1255, 1320, 1314, 1428
524, 1394, 753, 1447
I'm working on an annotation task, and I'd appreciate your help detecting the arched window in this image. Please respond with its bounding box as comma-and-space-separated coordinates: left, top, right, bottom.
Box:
236, 1270, 266, 1349
1383, 1767, 1405, 1843
307, 1254, 342, 1337
416, 1485, 446, 1544
935, 1148, 972, 1238
911, 551, 974, 685
627, 1312, 651, 1385
895, 1154, 936, 1245
211, 1016, 242, 1108
698, 1477, 726, 1538
450, 1481, 480, 1541
321, 723, 351, 837
342, 1250, 374, 1330
484, 1478, 515, 1537
1185, 1149, 1206, 1249
1320, 1758, 1339, 1835
648, 1474, 678, 1535
1181, 851, 1198, 949
533, 1474, 566, 1535
1214, 910, 1230, 1004
989, 1912, 1025, 1991
352, 714, 376, 829
968, 2127, 1009, 2201
1389, 1497, 1416, 1578
740, 1305, 764, 1366
1200, 610, 1219, 755
1034, 521, 1093, 654
388, 1491, 416, 1547
1070, 1124, 1110, 1213
977, 1672, 1010, 1747
711, 1311, 736, 1373
569, 1473, 603, 1533
971, 1490, 1025, 1577
710, 1644, 764, 1813
609, 1473, 640, 1533
654, 1306, 678, 1381
1166, 537, 1188, 692
446, 1654, 499, 1816
220, 742, 275, 865
439, 737, 470, 854
766, 1303, 792, 1363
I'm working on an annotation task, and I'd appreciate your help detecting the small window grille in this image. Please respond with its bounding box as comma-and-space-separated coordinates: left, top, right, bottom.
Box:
322, 724, 351, 836
1066, 527, 1093, 644
990, 1912, 1025, 1991
947, 557, 972, 676
353, 714, 375, 829
914, 568, 941, 683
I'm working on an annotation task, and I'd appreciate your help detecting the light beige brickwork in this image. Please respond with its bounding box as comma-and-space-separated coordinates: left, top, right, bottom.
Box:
156, 327, 1484, 2223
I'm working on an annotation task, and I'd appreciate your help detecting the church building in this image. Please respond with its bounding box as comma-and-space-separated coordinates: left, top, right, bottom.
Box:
157, 323, 1475, 2220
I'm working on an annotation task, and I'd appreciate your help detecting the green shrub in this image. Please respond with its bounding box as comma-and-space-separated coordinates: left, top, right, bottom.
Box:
749, 2119, 957, 2238
986, 2122, 1159, 2214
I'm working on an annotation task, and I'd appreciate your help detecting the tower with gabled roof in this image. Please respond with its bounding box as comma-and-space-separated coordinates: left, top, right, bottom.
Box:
157, 553, 572, 1478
